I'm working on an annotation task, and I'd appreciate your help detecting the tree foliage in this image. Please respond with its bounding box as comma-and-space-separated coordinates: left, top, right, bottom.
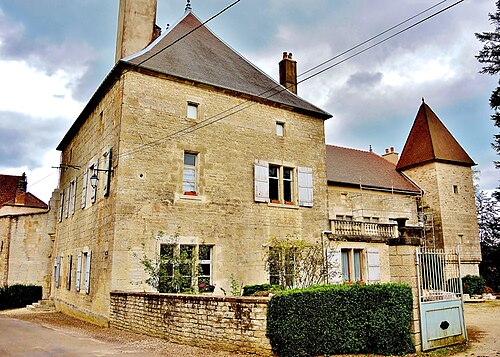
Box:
476, 0, 500, 183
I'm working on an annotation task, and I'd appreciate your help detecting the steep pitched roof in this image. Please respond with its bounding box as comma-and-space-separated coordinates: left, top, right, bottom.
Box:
124, 11, 331, 119
396, 101, 475, 171
3, 192, 48, 209
326, 145, 420, 193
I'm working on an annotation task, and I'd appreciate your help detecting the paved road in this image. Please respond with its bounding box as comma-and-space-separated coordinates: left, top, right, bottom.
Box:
0, 316, 146, 356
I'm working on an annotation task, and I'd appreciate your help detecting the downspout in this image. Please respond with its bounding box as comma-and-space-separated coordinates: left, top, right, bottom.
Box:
3, 216, 13, 285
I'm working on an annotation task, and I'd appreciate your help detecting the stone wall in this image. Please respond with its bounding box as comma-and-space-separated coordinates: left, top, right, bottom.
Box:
110, 291, 272, 355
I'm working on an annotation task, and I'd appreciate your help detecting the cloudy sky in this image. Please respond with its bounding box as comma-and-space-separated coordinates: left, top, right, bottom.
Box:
0, 0, 498, 202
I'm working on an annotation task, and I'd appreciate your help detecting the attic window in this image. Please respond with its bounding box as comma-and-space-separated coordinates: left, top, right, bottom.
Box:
453, 185, 459, 194
276, 122, 285, 136
187, 103, 198, 119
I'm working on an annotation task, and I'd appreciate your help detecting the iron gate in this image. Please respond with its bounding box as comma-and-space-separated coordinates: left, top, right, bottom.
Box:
416, 248, 467, 351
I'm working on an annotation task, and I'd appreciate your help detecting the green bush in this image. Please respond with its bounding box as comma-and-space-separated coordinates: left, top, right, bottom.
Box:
242, 284, 281, 296
267, 283, 415, 356
0, 284, 42, 310
462, 275, 487, 295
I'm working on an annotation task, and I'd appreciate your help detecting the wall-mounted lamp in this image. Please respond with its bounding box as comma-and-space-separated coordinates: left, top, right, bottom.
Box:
90, 168, 112, 190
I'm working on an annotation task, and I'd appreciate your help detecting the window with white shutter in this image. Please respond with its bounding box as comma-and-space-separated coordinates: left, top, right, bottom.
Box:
70, 180, 77, 214
66, 255, 72, 290
81, 170, 88, 209
254, 160, 269, 202
367, 248, 381, 284
58, 192, 64, 222
298, 167, 313, 207
55, 256, 61, 288
64, 185, 70, 218
75, 252, 82, 292
84, 251, 92, 294
326, 247, 342, 284
103, 148, 112, 197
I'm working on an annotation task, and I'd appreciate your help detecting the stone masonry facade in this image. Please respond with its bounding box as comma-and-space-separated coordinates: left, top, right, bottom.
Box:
110, 291, 272, 355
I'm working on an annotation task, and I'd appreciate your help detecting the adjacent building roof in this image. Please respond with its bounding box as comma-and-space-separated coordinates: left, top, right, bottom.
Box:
396, 101, 475, 171
326, 145, 421, 193
124, 11, 331, 120
0, 174, 48, 209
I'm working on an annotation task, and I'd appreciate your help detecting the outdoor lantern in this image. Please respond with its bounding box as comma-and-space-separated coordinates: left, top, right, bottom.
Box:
90, 171, 99, 189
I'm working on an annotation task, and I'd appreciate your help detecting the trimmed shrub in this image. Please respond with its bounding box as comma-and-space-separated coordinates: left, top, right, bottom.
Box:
0, 284, 42, 310
242, 284, 281, 296
462, 275, 486, 295
267, 283, 414, 356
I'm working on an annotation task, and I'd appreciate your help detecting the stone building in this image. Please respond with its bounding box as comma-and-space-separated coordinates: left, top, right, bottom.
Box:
43, 0, 481, 327
52, 0, 330, 324
0, 174, 56, 298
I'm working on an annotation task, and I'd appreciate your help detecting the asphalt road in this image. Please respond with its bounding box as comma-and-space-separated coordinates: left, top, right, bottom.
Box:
0, 316, 145, 356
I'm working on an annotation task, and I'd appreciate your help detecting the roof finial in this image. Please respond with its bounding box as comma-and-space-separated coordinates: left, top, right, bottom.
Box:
185, 0, 192, 11
422, 97, 425, 103
369, 144, 373, 152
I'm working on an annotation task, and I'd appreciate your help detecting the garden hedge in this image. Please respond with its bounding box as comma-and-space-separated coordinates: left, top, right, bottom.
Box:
267, 283, 415, 356
242, 283, 281, 296
0, 284, 42, 310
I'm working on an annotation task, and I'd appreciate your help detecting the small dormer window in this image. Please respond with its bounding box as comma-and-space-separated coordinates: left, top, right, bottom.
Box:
187, 102, 198, 119
276, 122, 285, 137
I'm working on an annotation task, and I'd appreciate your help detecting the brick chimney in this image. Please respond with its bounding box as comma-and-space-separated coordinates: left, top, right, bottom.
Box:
115, 0, 159, 62
382, 147, 399, 165
14, 172, 27, 205
279, 52, 298, 95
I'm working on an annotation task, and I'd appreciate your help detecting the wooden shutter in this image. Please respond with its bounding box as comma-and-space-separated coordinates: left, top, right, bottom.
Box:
64, 185, 70, 218
71, 180, 77, 214
66, 255, 72, 290
55, 256, 61, 288
75, 252, 82, 292
326, 247, 342, 284
367, 248, 381, 284
298, 167, 313, 207
254, 160, 269, 202
81, 170, 88, 209
84, 251, 92, 294
58, 192, 64, 222
103, 148, 112, 197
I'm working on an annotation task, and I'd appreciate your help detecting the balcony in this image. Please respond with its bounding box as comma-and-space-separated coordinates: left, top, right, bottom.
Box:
330, 219, 398, 242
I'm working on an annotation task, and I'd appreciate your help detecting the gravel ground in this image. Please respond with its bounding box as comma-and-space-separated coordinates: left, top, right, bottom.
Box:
1, 299, 499, 357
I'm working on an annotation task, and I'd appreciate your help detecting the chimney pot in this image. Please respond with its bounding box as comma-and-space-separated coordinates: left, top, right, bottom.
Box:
390, 146, 394, 153
385, 148, 389, 154
283, 52, 288, 59
288, 52, 293, 59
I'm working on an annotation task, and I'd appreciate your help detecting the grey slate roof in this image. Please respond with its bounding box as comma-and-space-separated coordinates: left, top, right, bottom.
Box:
124, 11, 331, 119
326, 145, 421, 193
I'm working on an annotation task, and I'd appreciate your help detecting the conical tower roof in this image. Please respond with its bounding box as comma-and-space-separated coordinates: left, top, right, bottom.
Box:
396, 101, 475, 171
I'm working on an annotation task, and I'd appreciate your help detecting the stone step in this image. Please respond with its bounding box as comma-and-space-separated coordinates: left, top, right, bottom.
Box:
26, 299, 55, 311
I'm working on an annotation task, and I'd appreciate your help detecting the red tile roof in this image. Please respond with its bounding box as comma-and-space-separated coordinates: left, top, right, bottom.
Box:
326, 145, 421, 193
0, 174, 48, 209
396, 101, 475, 171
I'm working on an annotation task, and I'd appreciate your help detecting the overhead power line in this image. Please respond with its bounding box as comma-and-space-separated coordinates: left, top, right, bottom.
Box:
117, 0, 464, 160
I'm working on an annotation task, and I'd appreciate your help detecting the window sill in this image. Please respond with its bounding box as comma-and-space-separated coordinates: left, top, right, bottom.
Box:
268, 202, 299, 209
180, 194, 203, 201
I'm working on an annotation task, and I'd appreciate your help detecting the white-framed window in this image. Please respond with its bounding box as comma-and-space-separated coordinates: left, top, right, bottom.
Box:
254, 160, 313, 206
66, 255, 72, 290
276, 122, 285, 137
268, 246, 295, 288
55, 256, 62, 288
75, 252, 82, 292
64, 185, 71, 218
183, 152, 197, 195
341, 248, 363, 282
58, 191, 64, 222
83, 250, 92, 294
159, 244, 213, 293
187, 102, 198, 119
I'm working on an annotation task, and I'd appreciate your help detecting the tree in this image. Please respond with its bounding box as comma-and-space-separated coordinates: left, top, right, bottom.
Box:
476, 0, 500, 197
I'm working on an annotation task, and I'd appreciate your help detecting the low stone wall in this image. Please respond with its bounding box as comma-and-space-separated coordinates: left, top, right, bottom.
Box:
110, 291, 272, 355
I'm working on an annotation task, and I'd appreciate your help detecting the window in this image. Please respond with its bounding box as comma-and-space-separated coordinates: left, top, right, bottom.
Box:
268, 247, 295, 288
76, 253, 82, 292
187, 102, 198, 119
268, 165, 294, 204
83, 251, 92, 294
276, 122, 285, 136
183, 152, 197, 195
254, 160, 313, 207
55, 256, 62, 288
66, 255, 72, 290
58, 191, 64, 222
341, 249, 363, 282
453, 185, 459, 194
70, 180, 77, 215
64, 185, 71, 218
159, 244, 213, 293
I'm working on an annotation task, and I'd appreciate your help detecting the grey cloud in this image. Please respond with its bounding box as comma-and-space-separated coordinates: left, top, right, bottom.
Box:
0, 112, 67, 170
346, 72, 383, 88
